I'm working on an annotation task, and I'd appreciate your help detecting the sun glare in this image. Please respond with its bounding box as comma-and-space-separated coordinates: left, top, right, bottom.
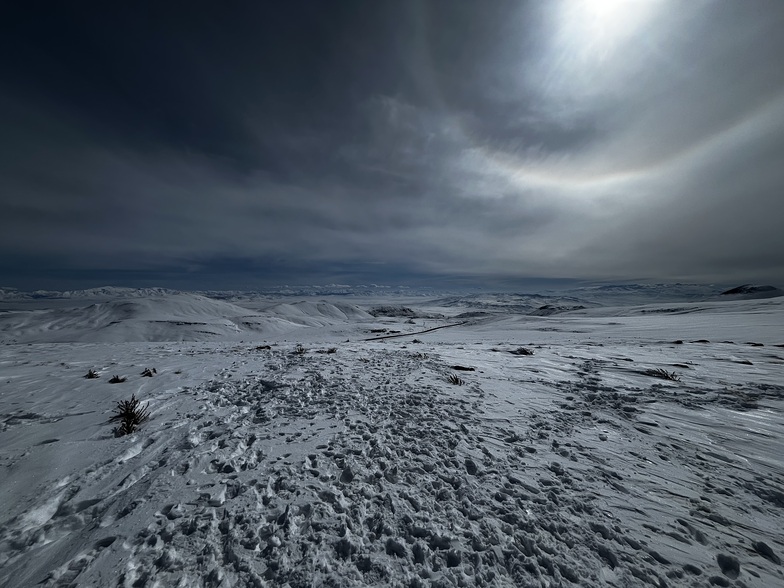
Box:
559, 0, 660, 63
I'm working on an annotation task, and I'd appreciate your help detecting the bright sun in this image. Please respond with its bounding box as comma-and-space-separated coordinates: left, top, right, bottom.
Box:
560, 0, 660, 62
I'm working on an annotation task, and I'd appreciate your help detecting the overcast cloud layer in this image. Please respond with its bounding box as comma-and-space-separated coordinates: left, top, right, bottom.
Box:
2, 1, 783, 290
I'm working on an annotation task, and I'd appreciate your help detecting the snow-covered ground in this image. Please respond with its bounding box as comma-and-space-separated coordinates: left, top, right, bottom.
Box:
1, 291, 783, 587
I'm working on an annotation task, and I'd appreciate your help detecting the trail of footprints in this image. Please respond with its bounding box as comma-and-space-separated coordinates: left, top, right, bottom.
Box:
102, 350, 681, 586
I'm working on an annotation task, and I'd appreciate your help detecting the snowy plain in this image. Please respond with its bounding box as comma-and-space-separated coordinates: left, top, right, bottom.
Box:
1, 288, 783, 587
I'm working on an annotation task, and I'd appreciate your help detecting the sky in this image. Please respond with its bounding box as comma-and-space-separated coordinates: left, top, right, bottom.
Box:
2, 0, 783, 291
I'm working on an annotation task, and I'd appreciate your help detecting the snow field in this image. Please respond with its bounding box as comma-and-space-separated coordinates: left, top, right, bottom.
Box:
0, 298, 783, 587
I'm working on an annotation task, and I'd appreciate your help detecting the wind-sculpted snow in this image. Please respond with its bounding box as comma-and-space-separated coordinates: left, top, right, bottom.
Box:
1, 298, 783, 587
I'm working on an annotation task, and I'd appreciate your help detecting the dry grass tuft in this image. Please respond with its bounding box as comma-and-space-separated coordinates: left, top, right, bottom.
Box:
109, 394, 151, 436
447, 373, 465, 386
645, 368, 680, 381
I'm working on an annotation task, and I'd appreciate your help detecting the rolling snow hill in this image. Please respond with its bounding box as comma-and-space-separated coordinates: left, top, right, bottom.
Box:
0, 294, 382, 343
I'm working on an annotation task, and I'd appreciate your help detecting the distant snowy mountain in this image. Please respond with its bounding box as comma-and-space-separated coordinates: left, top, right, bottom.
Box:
563, 283, 723, 305
201, 285, 439, 299
527, 304, 587, 316
0, 285, 446, 303
421, 283, 783, 315
368, 305, 445, 319
720, 284, 784, 299
428, 293, 596, 316
0, 286, 178, 301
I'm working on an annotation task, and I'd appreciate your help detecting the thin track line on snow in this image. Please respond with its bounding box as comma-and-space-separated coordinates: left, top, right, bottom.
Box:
362, 321, 468, 341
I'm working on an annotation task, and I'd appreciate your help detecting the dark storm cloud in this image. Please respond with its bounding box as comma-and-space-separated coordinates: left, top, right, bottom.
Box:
2, 0, 783, 289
